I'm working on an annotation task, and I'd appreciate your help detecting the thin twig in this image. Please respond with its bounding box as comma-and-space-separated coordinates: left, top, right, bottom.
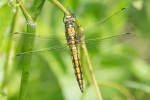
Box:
80, 44, 91, 84
16, 0, 34, 23
80, 37, 103, 100
49, 0, 70, 15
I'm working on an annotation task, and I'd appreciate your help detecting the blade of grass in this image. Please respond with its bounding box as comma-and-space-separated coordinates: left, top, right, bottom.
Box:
32, 0, 46, 21
18, 23, 36, 100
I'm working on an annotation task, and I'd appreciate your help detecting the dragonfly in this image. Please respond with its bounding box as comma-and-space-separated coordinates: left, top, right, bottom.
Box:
12, 8, 135, 93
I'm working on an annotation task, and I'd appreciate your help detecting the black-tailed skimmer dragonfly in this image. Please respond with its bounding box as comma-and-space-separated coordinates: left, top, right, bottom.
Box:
12, 8, 135, 93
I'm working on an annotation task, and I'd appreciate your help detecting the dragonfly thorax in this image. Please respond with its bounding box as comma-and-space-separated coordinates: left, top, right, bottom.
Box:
63, 15, 75, 28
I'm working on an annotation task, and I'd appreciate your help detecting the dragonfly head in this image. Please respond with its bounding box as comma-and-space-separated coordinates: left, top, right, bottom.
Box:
63, 15, 75, 24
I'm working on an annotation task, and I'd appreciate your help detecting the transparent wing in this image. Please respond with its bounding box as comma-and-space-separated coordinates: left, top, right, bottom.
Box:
82, 33, 135, 51
83, 8, 130, 39
12, 44, 71, 63
13, 32, 66, 49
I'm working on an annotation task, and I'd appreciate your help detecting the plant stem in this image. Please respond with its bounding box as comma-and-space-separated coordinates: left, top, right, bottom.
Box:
19, 23, 36, 100
49, 0, 70, 15
80, 44, 91, 84
16, 1, 34, 23
49, 0, 82, 27
16, 0, 45, 100
17, 1, 35, 100
80, 38, 103, 100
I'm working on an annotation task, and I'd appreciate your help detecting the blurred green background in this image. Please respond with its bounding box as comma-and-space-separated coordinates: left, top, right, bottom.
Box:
0, 0, 150, 100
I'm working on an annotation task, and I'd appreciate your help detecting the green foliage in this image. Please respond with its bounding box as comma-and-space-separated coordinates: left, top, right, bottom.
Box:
0, 0, 150, 100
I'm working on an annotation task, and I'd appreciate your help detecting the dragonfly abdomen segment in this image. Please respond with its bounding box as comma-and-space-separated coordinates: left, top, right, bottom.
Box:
68, 33, 84, 93
71, 46, 83, 92
64, 15, 84, 93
